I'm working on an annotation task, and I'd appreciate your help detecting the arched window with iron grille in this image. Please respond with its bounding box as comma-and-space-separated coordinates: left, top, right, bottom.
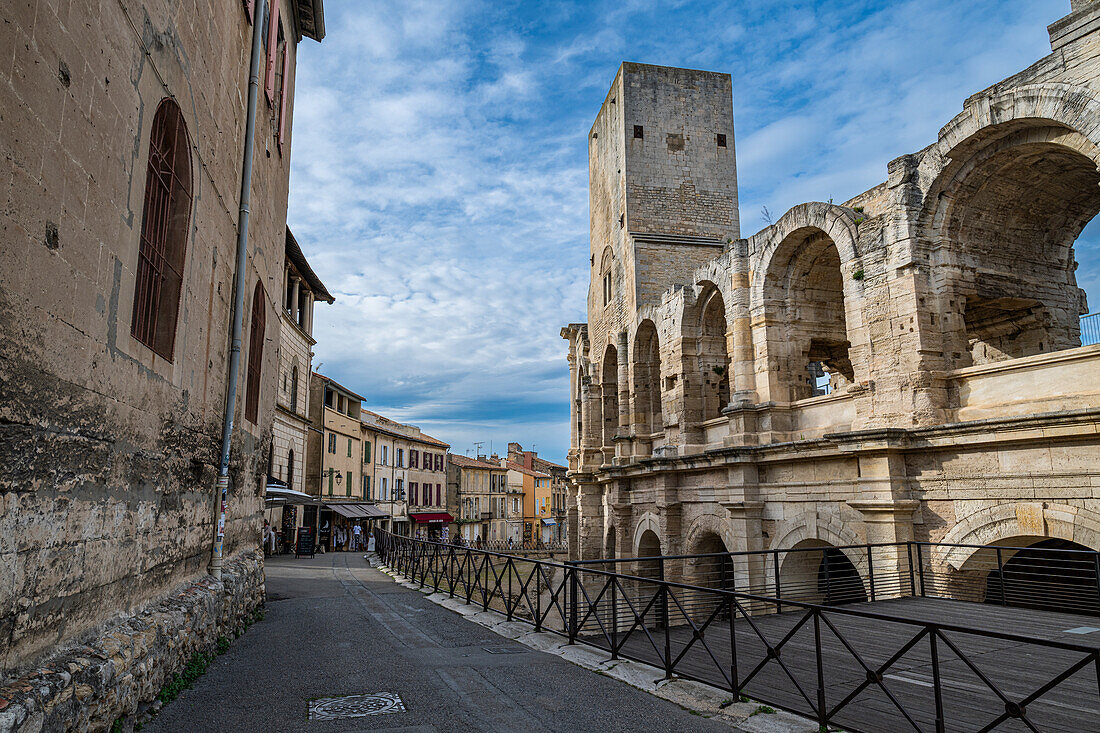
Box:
131, 98, 193, 360
245, 282, 266, 424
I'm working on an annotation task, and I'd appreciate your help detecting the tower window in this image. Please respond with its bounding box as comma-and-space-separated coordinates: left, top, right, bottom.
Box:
717, 133, 727, 147
633, 125, 643, 139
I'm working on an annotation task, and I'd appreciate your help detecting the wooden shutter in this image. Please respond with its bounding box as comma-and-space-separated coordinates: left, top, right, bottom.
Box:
264, 0, 281, 104
244, 282, 266, 423
278, 43, 291, 151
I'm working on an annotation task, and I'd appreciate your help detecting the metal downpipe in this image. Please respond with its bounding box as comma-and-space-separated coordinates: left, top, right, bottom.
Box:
212, 0, 266, 580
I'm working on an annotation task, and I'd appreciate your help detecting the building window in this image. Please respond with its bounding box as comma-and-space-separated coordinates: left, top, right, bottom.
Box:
327, 433, 336, 453
347, 438, 352, 457
363, 475, 371, 499
716, 133, 727, 147
381, 476, 388, 500
411, 482, 418, 505
363, 441, 371, 463
410, 450, 419, 469
286, 449, 294, 490
346, 470, 352, 497
131, 98, 193, 361
382, 445, 388, 465
327, 467, 334, 494
396, 478, 404, 500
290, 365, 298, 410
244, 282, 266, 424
633, 124, 643, 139
436, 483, 441, 506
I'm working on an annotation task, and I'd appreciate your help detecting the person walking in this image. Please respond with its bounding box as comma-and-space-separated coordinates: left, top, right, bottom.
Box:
352, 522, 362, 551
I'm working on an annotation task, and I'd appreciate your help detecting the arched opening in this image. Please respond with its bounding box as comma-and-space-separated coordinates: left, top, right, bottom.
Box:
697, 286, 730, 420
131, 98, 193, 361
686, 532, 734, 623
290, 364, 299, 411
244, 282, 267, 424
286, 449, 294, 491
601, 344, 618, 449
763, 228, 852, 401
979, 538, 1100, 616
929, 126, 1100, 367
636, 528, 663, 581
779, 540, 866, 607
632, 321, 663, 435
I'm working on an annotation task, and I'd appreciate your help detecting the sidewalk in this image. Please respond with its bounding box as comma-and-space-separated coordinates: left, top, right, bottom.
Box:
144, 552, 738, 732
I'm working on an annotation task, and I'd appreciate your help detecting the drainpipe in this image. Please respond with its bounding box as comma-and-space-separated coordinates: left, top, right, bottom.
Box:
211, 0, 266, 580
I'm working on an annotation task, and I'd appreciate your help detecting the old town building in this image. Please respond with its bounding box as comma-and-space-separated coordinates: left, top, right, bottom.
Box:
0, 0, 324, 726
360, 409, 450, 537
503, 462, 551, 547
450, 454, 509, 544
267, 229, 333, 550
307, 373, 364, 549
508, 442, 569, 544
562, 2, 1100, 593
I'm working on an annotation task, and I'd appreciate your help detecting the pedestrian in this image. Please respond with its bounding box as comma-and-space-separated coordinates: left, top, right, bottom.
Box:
352, 522, 362, 551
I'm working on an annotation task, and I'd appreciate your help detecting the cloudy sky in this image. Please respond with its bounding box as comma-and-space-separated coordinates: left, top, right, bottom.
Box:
286, 0, 1097, 465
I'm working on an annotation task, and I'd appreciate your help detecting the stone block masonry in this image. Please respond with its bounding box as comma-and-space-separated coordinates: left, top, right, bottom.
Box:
0, 551, 263, 733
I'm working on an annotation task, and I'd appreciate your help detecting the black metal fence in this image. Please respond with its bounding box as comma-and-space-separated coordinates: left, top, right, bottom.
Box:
374, 530, 1100, 732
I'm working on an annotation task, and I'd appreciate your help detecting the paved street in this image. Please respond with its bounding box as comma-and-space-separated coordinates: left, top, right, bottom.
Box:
146, 552, 729, 733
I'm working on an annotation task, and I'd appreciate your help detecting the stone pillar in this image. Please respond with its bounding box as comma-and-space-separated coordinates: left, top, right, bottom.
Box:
304, 290, 314, 334
729, 242, 756, 400
615, 330, 632, 463
290, 276, 300, 323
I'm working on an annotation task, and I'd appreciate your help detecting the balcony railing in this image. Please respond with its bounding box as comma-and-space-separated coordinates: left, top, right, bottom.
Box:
1083, 312, 1100, 346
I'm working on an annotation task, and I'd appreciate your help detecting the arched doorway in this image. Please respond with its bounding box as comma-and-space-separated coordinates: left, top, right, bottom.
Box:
763, 228, 853, 400
601, 344, 618, 449
632, 321, 663, 436
779, 540, 866, 607
697, 285, 730, 420
686, 531, 734, 623
982, 538, 1099, 615
925, 123, 1100, 367
636, 528, 662, 580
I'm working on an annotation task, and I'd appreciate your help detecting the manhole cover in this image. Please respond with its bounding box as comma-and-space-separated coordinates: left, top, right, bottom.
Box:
483, 646, 525, 654
308, 692, 406, 720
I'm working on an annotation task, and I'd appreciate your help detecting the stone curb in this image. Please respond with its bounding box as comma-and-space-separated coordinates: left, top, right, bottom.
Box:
369, 557, 825, 732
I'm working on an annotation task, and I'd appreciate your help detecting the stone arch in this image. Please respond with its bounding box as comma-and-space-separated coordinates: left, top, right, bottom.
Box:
631, 512, 663, 556
684, 513, 737, 593
935, 502, 1100, 571
600, 343, 618, 448
693, 281, 731, 420
916, 84, 1100, 368
778, 539, 868, 606
632, 320, 663, 435
756, 216, 862, 401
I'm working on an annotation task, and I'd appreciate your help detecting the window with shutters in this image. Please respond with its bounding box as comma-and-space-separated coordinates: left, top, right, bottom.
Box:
327, 432, 335, 453
346, 471, 352, 497
347, 438, 352, 457
410, 482, 418, 505
436, 483, 441, 506
244, 282, 266, 423
410, 450, 418, 469
363, 441, 371, 463
327, 467, 334, 494
131, 98, 192, 361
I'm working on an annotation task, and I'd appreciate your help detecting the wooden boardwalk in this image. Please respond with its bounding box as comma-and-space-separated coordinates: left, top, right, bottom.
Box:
587, 597, 1100, 732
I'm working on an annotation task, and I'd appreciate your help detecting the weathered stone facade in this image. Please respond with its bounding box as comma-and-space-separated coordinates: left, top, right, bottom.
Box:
563, 5, 1100, 581
0, 0, 322, 723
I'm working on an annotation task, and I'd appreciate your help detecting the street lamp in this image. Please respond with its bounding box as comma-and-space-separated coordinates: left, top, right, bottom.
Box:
335, 472, 343, 487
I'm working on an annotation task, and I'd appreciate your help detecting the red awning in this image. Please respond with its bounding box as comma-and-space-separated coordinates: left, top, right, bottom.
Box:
409, 512, 454, 524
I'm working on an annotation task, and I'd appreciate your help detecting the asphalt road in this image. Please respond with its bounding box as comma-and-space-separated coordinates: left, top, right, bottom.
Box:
145, 551, 728, 733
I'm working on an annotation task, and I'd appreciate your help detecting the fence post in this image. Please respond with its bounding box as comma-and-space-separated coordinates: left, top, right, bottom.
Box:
813, 608, 826, 728
907, 543, 916, 597
996, 547, 1007, 607
773, 550, 782, 613
867, 544, 876, 602
1094, 554, 1100, 608
610, 573, 618, 660
916, 543, 926, 597
728, 595, 739, 698
535, 563, 542, 633
507, 558, 514, 622
930, 627, 945, 733
568, 562, 578, 645
660, 559, 672, 680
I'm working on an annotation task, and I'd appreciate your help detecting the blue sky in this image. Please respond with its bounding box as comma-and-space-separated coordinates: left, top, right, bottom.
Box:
287, 0, 1097, 465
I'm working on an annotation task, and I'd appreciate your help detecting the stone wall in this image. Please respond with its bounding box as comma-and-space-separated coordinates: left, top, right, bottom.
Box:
0, 0, 315, 691
0, 550, 263, 733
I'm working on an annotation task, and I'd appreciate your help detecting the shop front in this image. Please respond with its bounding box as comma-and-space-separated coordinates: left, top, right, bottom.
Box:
409, 512, 454, 541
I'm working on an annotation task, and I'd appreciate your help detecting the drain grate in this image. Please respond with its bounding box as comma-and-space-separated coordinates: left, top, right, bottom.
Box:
483, 646, 525, 655
308, 692, 406, 720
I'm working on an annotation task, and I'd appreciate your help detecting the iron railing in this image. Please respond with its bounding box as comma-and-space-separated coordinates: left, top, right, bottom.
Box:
375, 530, 1100, 732
1082, 312, 1100, 347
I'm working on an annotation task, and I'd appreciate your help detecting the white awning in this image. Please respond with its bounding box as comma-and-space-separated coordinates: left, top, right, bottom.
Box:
265, 486, 316, 504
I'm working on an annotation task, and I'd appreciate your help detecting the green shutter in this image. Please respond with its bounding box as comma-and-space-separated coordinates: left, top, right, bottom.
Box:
346, 471, 352, 496
347, 438, 352, 457
327, 467, 334, 494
